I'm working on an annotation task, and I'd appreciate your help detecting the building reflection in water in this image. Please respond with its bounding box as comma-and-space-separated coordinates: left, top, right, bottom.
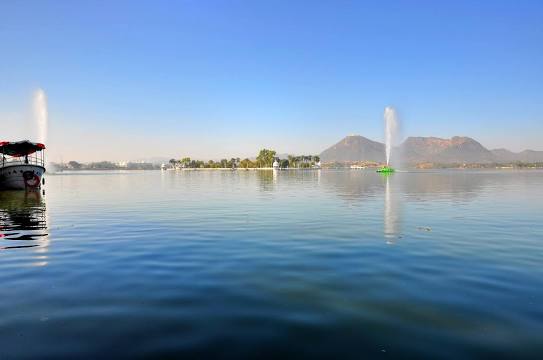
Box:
0, 190, 49, 266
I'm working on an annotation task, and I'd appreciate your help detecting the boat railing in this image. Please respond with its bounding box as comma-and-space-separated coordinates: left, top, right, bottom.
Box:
1, 152, 45, 168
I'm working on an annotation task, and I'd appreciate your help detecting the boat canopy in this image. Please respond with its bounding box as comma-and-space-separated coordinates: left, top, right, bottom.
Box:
0, 140, 46, 157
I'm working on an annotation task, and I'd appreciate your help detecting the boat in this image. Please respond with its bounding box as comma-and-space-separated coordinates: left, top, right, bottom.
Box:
376, 166, 395, 173
0, 140, 46, 190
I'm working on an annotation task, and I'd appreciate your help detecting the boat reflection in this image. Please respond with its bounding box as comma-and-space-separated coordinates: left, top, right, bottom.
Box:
0, 190, 49, 265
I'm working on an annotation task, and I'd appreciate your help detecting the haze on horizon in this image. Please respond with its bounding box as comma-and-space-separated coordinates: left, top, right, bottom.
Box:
1, 0, 542, 162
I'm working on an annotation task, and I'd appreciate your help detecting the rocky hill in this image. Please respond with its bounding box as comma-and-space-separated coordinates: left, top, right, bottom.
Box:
320, 135, 385, 163
320, 135, 543, 164
401, 136, 495, 164
491, 149, 543, 163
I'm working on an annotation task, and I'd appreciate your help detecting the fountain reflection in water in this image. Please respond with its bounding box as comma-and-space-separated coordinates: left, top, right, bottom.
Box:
383, 174, 402, 244
0, 190, 49, 265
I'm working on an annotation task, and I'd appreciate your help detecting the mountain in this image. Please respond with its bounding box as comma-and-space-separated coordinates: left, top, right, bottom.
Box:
491, 148, 518, 162
320, 135, 543, 164
491, 149, 543, 163
517, 150, 543, 162
401, 136, 495, 163
320, 135, 385, 163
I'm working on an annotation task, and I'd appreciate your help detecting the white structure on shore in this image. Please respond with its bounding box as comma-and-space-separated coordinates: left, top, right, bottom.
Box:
272, 159, 279, 169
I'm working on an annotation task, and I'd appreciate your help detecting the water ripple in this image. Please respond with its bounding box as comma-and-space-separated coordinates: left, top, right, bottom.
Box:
1, 170, 543, 358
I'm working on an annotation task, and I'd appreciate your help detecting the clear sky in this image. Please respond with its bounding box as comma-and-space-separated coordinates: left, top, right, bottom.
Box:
1, 0, 542, 162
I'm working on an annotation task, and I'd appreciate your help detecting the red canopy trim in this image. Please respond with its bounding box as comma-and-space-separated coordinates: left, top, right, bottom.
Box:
0, 140, 46, 156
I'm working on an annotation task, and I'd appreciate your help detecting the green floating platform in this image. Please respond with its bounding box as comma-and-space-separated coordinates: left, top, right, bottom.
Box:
376, 166, 395, 173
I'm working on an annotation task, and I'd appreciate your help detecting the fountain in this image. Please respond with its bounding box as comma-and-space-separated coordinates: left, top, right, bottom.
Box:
377, 106, 398, 173
33, 88, 48, 145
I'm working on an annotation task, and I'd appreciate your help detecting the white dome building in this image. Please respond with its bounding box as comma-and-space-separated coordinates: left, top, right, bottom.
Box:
272, 159, 279, 169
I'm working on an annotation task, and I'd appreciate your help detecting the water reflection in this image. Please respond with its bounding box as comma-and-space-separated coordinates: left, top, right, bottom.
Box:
383, 174, 402, 244
256, 169, 276, 192
256, 169, 322, 192
319, 171, 383, 202
0, 191, 49, 264
319, 170, 497, 203
400, 171, 489, 202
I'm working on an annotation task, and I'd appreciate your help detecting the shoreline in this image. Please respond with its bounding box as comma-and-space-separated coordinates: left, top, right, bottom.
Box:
165, 167, 321, 171
46, 167, 543, 174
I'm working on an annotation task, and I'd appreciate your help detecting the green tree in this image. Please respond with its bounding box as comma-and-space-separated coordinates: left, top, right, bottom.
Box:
280, 159, 289, 169
288, 155, 296, 168
68, 161, 82, 170
256, 149, 276, 168
180, 157, 191, 168
240, 158, 255, 169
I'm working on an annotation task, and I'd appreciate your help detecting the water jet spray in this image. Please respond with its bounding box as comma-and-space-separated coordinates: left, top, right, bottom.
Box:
378, 106, 398, 173
33, 88, 48, 145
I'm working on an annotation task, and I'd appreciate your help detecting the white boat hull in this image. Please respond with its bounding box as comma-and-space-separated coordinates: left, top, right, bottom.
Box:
0, 165, 45, 190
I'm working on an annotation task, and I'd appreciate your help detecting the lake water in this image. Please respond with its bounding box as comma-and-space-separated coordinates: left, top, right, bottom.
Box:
1, 169, 542, 358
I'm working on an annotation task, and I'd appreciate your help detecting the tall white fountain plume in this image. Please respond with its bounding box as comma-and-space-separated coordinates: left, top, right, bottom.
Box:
384, 106, 398, 166
33, 88, 48, 144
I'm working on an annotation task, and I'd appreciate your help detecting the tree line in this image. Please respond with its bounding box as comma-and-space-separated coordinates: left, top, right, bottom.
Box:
51, 149, 322, 171
53, 161, 160, 171
169, 149, 320, 169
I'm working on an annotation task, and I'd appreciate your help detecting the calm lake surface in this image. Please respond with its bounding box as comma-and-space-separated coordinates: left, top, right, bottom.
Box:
1, 169, 542, 358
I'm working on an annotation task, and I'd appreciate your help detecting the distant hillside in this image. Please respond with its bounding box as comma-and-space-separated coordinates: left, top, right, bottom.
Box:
490, 149, 518, 162
320, 135, 543, 164
320, 135, 385, 163
401, 136, 495, 164
491, 149, 543, 163
516, 150, 543, 162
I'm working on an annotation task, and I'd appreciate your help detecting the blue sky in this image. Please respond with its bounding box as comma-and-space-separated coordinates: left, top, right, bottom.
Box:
1, 0, 542, 161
